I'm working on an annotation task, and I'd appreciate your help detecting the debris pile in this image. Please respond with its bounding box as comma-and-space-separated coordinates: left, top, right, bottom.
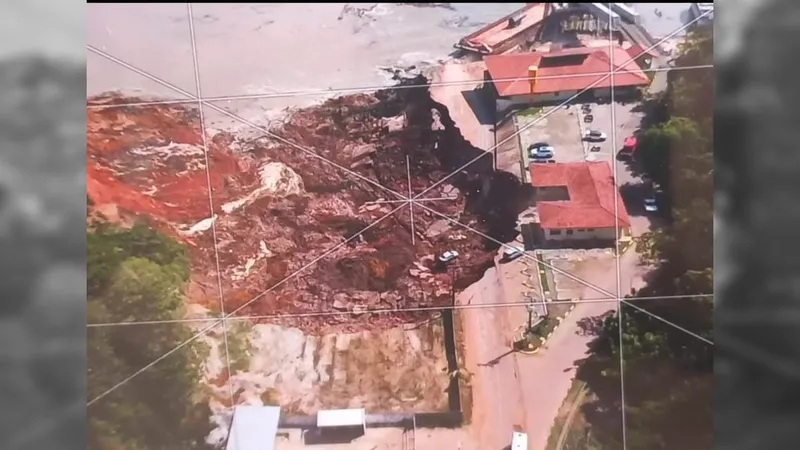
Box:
87, 75, 529, 333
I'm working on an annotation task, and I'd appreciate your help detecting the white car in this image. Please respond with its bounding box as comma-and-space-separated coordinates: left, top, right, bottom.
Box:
644, 197, 658, 212
583, 130, 607, 142
503, 246, 525, 260
439, 250, 460, 263
528, 143, 555, 160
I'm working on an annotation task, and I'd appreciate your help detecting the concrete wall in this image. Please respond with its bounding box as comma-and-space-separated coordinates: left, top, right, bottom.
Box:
497, 89, 581, 112
593, 87, 612, 99
497, 85, 642, 112
544, 226, 618, 241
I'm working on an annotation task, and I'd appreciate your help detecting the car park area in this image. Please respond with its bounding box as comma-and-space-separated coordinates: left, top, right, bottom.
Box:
515, 98, 643, 172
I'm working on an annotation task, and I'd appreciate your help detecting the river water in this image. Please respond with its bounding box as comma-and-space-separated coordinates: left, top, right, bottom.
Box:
88, 2, 696, 128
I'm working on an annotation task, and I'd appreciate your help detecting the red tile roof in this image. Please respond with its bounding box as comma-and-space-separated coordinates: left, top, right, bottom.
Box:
625, 44, 656, 61
484, 46, 651, 97
461, 3, 549, 49
530, 162, 631, 230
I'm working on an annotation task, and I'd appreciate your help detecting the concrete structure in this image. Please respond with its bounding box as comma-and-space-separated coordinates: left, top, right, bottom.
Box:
609, 3, 641, 25
689, 2, 714, 28
529, 162, 630, 244
484, 46, 650, 112
576, 3, 621, 31
225, 405, 281, 450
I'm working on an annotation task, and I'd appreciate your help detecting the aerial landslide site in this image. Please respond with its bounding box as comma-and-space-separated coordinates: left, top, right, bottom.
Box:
87, 76, 529, 334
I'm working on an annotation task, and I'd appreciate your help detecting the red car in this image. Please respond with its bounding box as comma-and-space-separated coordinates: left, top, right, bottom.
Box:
619, 135, 638, 159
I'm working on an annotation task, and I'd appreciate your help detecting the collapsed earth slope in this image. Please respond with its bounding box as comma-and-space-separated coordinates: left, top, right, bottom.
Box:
87, 76, 530, 333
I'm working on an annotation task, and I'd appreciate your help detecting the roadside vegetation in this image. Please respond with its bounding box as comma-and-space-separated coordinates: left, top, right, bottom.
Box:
564, 27, 714, 450
87, 219, 214, 450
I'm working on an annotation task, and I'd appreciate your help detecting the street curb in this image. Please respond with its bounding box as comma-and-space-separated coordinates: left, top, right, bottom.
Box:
535, 251, 552, 299
537, 302, 578, 348
514, 326, 540, 355
516, 302, 578, 354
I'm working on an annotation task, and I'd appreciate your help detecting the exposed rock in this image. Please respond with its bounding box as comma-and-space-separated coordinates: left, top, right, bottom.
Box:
431, 109, 445, 131
381, 115, 405, 132
332, 293, 349, 311
345, 143, 377, 162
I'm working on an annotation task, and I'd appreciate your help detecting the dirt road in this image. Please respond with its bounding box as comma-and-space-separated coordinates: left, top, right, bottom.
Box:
461, 247, 643, 450
516, 299, 617, 450
458, 263, 526, 449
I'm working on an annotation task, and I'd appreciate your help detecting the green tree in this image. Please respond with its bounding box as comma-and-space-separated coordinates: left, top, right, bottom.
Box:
87, 221, 213, 450
576, 27, 714, 450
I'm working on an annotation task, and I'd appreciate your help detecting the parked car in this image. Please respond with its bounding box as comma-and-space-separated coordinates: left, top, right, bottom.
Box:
617, 147, 635, 160
529, 146, 554, 159
590, 145, 602, 152
644, 197, 658, 212
583, 130, 607, 142
439, 250, 460, 263
502, 246, 525, 261
581, 104, 592, 112
583, 114, 594, 123
528, 143, 554, 160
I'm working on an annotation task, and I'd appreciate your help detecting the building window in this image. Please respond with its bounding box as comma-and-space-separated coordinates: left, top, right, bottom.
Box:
566, 229, 574, 235
551, 229, 561, 235
585, 228, 594, 232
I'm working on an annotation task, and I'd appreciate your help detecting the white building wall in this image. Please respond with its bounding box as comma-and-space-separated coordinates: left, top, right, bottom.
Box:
544, 227, 618, 241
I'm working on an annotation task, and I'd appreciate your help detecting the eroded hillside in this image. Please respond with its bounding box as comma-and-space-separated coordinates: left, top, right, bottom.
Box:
87, 77, 530, 333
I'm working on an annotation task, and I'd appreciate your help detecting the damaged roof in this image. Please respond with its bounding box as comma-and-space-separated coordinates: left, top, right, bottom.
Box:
484, 46, 651, 97
530, 162, 630, 230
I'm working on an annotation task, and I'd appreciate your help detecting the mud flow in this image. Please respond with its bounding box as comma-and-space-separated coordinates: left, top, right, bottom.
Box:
87, 75, 532, 333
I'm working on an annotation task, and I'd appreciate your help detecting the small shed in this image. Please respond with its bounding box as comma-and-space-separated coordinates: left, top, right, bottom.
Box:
303, 408, 367, 445
316, 408, 366, 432
225, 405, 281, 450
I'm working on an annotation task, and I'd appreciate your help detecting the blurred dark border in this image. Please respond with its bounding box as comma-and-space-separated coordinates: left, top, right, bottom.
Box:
715, 0, 800, 449
0, 1, 86, 449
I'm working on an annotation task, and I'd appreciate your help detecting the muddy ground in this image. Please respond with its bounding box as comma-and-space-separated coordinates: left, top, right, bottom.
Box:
87, 75, 533, 334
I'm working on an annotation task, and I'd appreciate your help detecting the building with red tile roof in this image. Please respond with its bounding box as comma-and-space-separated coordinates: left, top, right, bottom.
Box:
483, 45, 651, 110
530, 162, 630, 242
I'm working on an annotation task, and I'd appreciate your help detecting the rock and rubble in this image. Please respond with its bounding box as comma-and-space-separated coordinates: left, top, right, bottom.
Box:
86, 75, 531, 334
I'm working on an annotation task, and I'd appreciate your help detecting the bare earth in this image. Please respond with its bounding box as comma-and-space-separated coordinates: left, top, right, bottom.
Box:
457, 259, 527, 450
201, 319, 451, 445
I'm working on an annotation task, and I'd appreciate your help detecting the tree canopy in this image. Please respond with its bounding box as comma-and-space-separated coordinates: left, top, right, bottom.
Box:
87, 221, 213, 450
574, 27, 714, 450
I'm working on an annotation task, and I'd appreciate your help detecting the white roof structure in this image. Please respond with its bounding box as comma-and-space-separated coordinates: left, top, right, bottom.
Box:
225, 405, 281, 450
316, 408, 366, 428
